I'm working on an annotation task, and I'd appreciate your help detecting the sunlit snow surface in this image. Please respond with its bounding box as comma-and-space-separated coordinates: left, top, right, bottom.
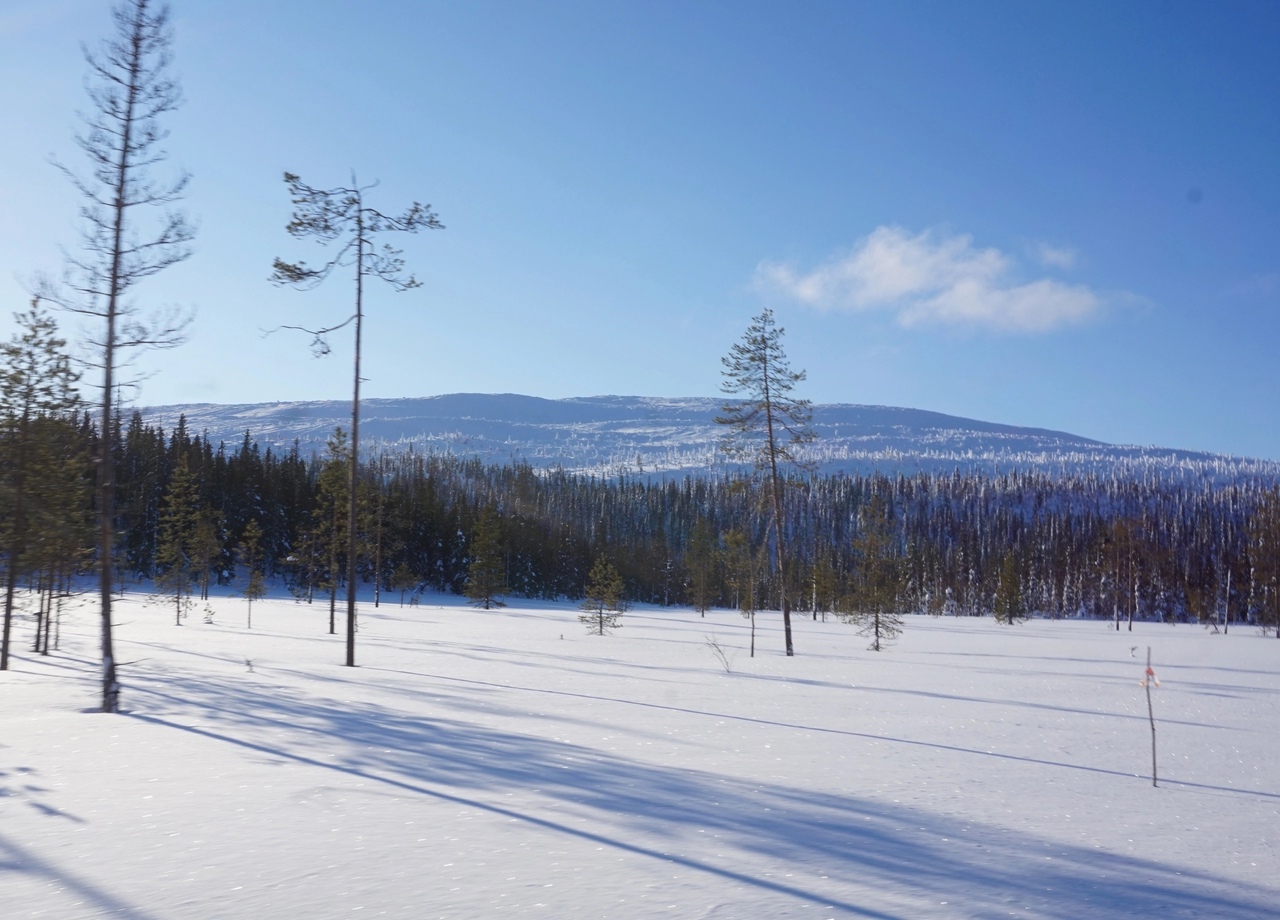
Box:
2, 593, 1277, 918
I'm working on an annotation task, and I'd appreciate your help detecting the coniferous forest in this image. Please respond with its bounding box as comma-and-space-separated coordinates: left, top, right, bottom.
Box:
8, 404, 1280, 641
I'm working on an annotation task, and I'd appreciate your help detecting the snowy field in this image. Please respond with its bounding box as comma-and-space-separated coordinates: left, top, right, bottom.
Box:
2, 592, 1277, 919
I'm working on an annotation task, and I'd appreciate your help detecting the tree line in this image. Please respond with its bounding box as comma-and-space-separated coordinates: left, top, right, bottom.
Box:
4, 392, 1278, 668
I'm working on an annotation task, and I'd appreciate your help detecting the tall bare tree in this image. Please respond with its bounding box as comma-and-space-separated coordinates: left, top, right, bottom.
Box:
42, 0, 194, 711
716, 308, 814, 656
271, 173, 442, 667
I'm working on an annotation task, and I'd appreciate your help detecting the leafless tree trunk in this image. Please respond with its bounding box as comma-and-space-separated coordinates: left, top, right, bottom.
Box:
272, 173, 442, 666
42, 0, 193, 711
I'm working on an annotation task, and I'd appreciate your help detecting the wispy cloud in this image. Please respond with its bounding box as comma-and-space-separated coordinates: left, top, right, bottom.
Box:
754, 227, 1101, 333
1035, 242, 1077, 270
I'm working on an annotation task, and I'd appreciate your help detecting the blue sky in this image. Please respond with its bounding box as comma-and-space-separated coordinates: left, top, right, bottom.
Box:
2, 0, 1278, 458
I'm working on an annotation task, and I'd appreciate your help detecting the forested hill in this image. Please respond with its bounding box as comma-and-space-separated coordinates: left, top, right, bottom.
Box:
141, 393, 1278, 483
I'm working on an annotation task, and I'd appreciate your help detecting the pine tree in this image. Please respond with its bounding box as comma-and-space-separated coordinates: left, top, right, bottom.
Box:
272, 172, 443, 668
723, 528, 763, 657
579, 557, 624, 635
236, 519, 267, 628
685, 517, 718, 616
0, 301, 81, 669
717, 308, 814, 656
465, 504, 507, 609
840, 494, 904, 651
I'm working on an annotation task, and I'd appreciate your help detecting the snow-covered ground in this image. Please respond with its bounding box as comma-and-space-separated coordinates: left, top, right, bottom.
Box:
2, 592, 1277, 918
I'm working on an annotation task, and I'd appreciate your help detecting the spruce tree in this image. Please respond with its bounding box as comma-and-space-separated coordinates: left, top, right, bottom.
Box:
685, 517, 717, 616
465, 505, 507, 609
154, 454, 199, 625
993, 552, 1027, 624
236, 519, 267, 628
312, 429, 351, 634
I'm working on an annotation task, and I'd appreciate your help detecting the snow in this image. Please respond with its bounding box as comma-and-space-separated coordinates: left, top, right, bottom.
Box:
2, 593, 1277, 918
139, 393, 1280, 481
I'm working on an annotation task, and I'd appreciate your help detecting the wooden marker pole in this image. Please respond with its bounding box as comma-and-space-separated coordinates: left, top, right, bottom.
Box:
1142, 647, 1160, 787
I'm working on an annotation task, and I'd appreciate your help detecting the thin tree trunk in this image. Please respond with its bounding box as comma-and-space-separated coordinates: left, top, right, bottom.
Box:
762, 376, 794, 655
1145, 647, 1158, 787
346, 209, 363, 668
0, 415, 29, 669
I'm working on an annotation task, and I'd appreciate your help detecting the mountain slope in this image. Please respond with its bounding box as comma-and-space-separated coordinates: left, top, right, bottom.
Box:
140, 393, 1277, 481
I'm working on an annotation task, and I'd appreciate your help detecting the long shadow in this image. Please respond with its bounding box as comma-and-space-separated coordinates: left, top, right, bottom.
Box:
0, 832, 162, 920
124, 698, 897, 919
735, 673, 1241, 731
122, 669, 1277, 919
915, 647, 1280, 680
352, 665, 1280, 801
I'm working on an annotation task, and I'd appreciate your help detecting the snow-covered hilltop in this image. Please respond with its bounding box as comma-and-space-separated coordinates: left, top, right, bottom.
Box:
140, 393, 1279, 482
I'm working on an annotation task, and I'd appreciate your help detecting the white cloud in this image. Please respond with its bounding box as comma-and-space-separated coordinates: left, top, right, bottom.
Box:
1035, 242, 1077, 270
754, 226, 1101, 333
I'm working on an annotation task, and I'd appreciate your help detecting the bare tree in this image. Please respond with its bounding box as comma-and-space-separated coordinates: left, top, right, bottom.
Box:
271, 172, 442, 667
717, 308, 814, 656
41, 0, 194, 711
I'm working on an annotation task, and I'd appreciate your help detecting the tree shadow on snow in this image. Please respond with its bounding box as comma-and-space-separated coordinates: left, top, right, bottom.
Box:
119, 667, 1277, 920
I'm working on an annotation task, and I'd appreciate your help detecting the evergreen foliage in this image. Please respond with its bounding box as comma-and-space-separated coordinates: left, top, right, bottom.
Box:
580, 557, 624, 635
993, 552, 1027, 624
271, 172, 443, 668
3, 396, 1279, 636
0, 302, 82, 669
464, 504, 507, 609
155, 454, 200, 624
717, 308, 814, 656
840, 494, 904, 650
237, 519, 267, 627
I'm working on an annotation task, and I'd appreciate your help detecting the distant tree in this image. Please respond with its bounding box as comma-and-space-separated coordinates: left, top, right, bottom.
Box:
154, 455, 199, 625
685, 517, 718, 616
580, 557, 624, 635
717, 308, 814, 656
722, 528, 763, 657
271, 171, 443, 668
1247, 488, 1280, 638
390, 561, 419, 607
993, 552, 1027, 625
465, 504, 507, 610
809, 547, 839, 623
236, 519, 267, 628
312, 428, 351, 635
839, 494, 903, 651
0, 301, 81, 670
23, 417, 92, 656
42, 0, 195, 712
190, 509, 223, 601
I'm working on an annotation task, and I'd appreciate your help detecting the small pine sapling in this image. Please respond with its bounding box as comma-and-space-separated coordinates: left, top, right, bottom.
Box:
580, 557, 624, 635
237, 519, 267, 628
